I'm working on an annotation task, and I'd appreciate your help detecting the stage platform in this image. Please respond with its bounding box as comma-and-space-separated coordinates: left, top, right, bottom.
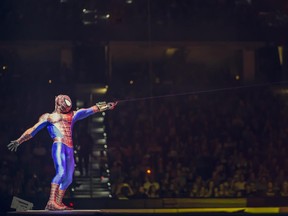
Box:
6, 207, 288, 216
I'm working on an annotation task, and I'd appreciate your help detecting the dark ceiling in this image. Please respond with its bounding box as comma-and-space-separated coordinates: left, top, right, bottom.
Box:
0, 0, 288, 42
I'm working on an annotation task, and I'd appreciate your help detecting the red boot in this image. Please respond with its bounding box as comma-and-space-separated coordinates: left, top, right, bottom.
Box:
45, 183, 66, 210
56, 189, 73, 210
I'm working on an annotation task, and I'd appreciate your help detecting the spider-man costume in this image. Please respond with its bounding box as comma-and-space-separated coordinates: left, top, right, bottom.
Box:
7, 95, 117, 210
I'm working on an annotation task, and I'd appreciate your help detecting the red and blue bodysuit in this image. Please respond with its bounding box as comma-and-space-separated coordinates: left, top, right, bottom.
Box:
8, 95, 117, 210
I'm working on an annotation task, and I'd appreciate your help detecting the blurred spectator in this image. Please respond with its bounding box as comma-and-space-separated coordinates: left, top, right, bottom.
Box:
280, 181, 288, 197
147, 185, 160, 198
265, 181, 276, 197
143, 175, 160, 195
115, 182, 134, 200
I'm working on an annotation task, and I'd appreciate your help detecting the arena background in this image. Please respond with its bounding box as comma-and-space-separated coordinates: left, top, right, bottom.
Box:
1, 0, 288, 215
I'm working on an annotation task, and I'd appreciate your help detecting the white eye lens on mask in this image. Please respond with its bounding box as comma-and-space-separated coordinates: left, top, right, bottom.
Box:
65, 99, 71, 106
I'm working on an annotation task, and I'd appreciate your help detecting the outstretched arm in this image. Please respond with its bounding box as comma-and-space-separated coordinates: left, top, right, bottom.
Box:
73, 101, 117, 122
7, 113, 49, 151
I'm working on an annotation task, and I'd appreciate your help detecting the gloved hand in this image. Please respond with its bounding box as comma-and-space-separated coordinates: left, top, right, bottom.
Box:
7, 140, 20, 152
107, 101, 118, 110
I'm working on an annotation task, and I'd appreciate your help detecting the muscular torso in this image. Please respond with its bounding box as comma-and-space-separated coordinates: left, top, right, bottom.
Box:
16, 106, 98, 148
47, 112, 75, 148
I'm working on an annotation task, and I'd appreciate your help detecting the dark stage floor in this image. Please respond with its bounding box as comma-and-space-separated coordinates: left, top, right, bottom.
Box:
6, 207, 288, 216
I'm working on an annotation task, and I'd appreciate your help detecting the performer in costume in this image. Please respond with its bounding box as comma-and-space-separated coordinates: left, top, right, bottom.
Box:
7, 95, 117, 210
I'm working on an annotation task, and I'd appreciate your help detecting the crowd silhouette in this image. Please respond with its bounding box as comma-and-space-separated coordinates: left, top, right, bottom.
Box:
107, 86, 288, 198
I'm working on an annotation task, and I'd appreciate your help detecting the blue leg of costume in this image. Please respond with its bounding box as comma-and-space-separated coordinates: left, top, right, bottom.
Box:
51, 142, 75, 190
